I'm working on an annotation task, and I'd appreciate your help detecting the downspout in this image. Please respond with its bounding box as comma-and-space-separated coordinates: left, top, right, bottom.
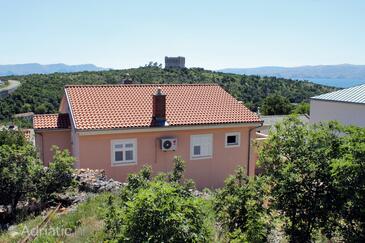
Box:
247, 122, 263, 176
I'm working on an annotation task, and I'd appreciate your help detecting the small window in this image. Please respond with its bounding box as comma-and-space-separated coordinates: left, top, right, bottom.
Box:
111, 139, 137, 165
225, 132, 240, 147
190, 134, 213, 160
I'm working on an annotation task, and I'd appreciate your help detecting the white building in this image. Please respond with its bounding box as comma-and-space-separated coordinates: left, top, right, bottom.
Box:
310, 84, 365, 127
257, 115, 309, 135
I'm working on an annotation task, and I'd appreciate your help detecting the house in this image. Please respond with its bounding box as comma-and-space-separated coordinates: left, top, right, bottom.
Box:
310, 84, 365, 127
257, 114, 310, 135
33, 84, 262, 189
165, 56, 185, 68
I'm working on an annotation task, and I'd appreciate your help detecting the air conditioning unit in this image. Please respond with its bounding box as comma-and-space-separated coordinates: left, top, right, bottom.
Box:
161, 137, 177, 151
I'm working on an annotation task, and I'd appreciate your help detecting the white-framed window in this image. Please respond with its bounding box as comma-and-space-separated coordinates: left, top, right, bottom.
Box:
190, 134, 213, 160
111, 139, 137, 166
225, 132, 240, 148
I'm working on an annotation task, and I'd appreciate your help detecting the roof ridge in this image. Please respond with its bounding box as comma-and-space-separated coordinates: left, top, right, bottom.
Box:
64, 83, 219, 88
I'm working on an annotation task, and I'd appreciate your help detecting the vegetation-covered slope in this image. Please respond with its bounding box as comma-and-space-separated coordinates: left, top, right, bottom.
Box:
0, 66, 336, 120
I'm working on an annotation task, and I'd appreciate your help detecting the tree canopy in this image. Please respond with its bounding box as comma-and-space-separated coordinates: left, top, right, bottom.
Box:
0, 66, 335, 120
258, 117, 365, 242
260, 94, 293, 115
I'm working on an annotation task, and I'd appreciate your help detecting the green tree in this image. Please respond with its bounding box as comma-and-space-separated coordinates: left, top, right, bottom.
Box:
21, 103, 32, 113
34, 147, 75, 203
292, 102, 310, 115
34, 103, 48, 114
331, 125, 365, 242
0, 144, 42, 216
0, 130, 26, 146
260, 94, 293, 115
214, 167, 271, 242
0, 67, 335, 120
258, 117, 342, 242
0, 131, 75, 221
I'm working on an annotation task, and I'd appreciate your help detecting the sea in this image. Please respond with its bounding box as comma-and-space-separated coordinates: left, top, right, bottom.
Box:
294, 78, 365, 88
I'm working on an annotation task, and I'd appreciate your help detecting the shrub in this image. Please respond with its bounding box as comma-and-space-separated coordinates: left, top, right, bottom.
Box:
104, 157, 213, 242
0, 144, 41, 216
291, 101, 310, 115
214, 167, 271, 242
331, 125, 365, 242
258, 117, 343, 242
119, 165, 151, 202
0, 140, 75, 224
0, 130, 26, 146
34, 146, 75, 203
121, 180, 211, 242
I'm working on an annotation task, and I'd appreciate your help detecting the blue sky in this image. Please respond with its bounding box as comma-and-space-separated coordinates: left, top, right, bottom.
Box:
1, 0, 365, 69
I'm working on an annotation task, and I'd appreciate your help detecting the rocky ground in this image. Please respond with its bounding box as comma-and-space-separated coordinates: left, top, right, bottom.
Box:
1, 168, 124, 229
75, 168, 124, 193
54, 169, 125, 211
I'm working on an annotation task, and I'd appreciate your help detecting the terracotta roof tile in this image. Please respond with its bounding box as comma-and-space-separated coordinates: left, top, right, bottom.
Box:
33, 114, 71, 130
64, 84, 261, 130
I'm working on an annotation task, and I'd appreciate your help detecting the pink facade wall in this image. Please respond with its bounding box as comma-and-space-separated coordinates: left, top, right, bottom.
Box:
77, 126, 256, 189
35, 130, 72, 166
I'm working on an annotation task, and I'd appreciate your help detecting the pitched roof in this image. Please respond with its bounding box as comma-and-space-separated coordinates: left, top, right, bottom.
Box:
33, 114, 71, 130
311, 83, 365, 104
64, 84, 261, 130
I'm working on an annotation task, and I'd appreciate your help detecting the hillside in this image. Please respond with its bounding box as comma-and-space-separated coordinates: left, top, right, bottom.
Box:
221, 64, 365, 85
0, 63, 106, 76
0, 66, 336, 120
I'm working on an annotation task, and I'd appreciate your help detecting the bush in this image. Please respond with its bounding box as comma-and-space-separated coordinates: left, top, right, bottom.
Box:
104, 157, 212, 242
0, 130, 26, 146
0, 133, 75, 223
331, 125, 365, 242
291, 101, 310, 115
258, 117, 343, 242
0, 144, 41, 216
119, 165, 151, 202
122, 181, 211, 242
214, 167, 271, 242
34, 146, 75, 203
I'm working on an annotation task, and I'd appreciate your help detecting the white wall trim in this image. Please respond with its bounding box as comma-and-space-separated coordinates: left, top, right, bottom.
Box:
77, 122, 262, 136
111, 138, 137, 166
34, 129, 71, 133
224, 132, 241, 148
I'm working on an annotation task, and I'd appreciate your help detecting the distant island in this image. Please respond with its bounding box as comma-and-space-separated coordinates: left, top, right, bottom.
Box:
0, 63, 107, 76
220, 64, 365, 88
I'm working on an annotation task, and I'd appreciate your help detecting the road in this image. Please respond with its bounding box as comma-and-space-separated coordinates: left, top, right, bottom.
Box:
0, 80, 21, 98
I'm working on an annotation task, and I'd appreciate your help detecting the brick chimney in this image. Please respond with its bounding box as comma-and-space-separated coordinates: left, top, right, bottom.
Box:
152, 87, 167, 126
